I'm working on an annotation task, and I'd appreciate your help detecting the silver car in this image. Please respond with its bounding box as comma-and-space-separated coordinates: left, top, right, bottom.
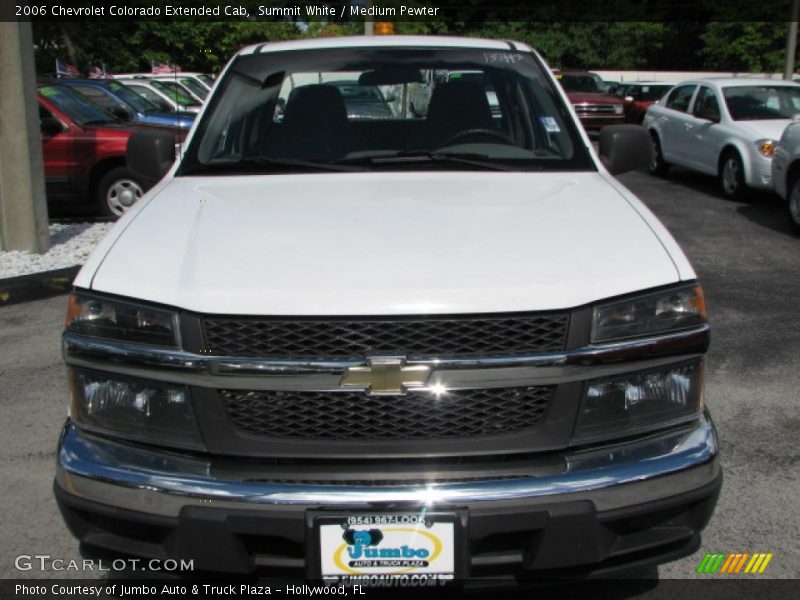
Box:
770, 117, 800, 233
644, 78, 800, 200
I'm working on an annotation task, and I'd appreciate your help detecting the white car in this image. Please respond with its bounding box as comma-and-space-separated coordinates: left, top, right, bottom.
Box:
770, 117, 800, 233
55, 36, 719, 581
644, 78, 800, 199
114, 77, 201, 115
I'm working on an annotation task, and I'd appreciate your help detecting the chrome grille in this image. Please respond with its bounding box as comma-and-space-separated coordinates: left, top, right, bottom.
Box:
573, 103, 618, 114
221, 386, 554, 440
202, 313, 569, 358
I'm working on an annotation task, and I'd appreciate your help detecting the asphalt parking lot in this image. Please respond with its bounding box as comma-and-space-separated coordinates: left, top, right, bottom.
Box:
0, 166, 798, 591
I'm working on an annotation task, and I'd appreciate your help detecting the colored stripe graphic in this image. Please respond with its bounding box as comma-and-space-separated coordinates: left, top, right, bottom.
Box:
699, 552, 773, 574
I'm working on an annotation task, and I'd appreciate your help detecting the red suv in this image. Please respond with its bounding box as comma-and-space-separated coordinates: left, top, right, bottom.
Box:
38, 82, 179, 217
556, 71, 626, 132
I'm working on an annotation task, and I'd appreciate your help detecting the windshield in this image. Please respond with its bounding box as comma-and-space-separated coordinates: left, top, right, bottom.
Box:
723, 85, 800, 120
559, 74, 602, 93
180, 47, 592, 175
629, 85, 672, 102
197, 74, 214, 87
38, 84, 116, 124
179, 77, 209, 99
150, 80, 196, 106
106, 81, 159, 113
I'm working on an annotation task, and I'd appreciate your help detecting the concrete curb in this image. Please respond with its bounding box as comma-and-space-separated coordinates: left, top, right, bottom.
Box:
0, 266, 79, 307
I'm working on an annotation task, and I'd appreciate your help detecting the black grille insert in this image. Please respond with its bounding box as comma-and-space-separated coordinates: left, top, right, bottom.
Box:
221, 387, 554, 440
203, 313, 569, 358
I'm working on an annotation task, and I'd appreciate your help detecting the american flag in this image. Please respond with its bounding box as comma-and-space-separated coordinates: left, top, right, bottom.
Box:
152, 60, 178, 75
55, 59, 80, 78
88, 65, 111, 79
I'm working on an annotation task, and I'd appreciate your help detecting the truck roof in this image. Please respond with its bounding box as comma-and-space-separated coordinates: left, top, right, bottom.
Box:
238, 35, 534, 56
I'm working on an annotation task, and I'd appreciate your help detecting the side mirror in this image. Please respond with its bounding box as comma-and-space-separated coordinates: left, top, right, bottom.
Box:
598, 124, 652, 176
109, 106, 132, 121
40, 116, 64, 137
624, 95, 634, 102
127, 130, 176, 182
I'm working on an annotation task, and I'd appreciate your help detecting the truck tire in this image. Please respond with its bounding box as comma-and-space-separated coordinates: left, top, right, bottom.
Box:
647, 134, 670, 176
718, 150, 747, 201
787, 173, 800, 234
97, 167, 145, 218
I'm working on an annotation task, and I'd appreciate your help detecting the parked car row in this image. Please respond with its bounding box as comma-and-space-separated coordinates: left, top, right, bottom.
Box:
643, 78, 800, 232
38, 80, 188, 217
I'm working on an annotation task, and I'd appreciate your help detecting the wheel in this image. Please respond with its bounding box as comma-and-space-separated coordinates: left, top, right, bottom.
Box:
787, 173, 800, 234
719, 151, 747, 200
97, 167, 145, 218
647, 133, 670, 176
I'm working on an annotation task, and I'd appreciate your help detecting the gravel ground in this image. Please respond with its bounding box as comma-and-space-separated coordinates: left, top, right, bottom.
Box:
0, 222, 113, 278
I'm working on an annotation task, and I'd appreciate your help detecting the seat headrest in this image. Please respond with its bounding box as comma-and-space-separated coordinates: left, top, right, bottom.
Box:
426, 80, 492, 129
284, 84, 348, 130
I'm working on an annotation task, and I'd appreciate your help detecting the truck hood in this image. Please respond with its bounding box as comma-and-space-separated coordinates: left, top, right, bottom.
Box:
566, 91, 623, 104
88, 172, 681, 315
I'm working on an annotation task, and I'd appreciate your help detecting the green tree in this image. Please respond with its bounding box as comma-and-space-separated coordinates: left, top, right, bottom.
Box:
699, 22, 792, 72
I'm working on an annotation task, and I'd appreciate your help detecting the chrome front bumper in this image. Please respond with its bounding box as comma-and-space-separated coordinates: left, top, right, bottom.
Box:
56, 412, 719, 519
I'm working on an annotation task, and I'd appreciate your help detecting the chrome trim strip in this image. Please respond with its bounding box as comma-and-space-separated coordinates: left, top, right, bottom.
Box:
62, 326, 708, 391
56, 413, 718, 516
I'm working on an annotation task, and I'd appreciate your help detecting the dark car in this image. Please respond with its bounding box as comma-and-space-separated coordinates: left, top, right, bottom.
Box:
617, 82, 674, 124
328, 81, 394, 119
58, 79, 194, 130
38, 82, 180, 217
557, 71, 626, 132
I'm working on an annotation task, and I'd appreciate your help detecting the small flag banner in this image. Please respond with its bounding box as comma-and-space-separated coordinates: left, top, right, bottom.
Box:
55, 59, 80, 78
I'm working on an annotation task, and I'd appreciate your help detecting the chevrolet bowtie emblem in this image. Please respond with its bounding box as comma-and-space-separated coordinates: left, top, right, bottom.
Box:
341, 358, 431, 395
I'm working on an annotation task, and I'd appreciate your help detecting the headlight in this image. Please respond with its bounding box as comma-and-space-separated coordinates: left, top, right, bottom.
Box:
65, 293, 179, 347
573, 360, 703, 444
613, 104, 624, 115
591, 285, 706, 343
755, 139, 777, 158
69, 368, 202, 450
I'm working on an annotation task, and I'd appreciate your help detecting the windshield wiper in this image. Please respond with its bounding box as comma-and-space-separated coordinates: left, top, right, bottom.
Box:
182, 156, 365, 175
337, 151, 518, 171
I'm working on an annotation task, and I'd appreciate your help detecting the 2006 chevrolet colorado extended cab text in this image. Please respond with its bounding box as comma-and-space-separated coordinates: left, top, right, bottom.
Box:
55, 36, 720, 584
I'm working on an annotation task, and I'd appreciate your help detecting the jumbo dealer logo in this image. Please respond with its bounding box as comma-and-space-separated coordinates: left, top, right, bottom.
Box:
332, 527, 444, 574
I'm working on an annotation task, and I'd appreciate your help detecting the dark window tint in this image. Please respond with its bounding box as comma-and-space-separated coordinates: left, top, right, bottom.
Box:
723, 85, 800, 120
559, 74, 601, 93
665, 85, 696, 112
72, 85, 118, 110
693, 87, 720, 119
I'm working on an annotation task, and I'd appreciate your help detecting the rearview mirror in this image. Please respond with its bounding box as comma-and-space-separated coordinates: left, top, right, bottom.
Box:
598, 124, 652, 176
40, 116, 64, 137
127, 130, 176, 182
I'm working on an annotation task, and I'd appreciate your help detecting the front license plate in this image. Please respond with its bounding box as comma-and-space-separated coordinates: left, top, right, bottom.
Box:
317, 513, 456, 583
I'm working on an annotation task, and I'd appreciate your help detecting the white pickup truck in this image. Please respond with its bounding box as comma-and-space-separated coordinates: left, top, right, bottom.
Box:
56, 36, 720, 584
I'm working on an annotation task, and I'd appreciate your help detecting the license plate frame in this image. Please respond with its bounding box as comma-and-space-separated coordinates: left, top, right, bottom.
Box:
307, 509, 467, 585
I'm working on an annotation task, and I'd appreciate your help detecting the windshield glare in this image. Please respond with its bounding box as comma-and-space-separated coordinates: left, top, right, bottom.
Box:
180, 77, 209, 99
151, 80, 196, 106
723, 85, 800, 120
181, 48, 592, 174
107, 81, 159, 113
39, 85, 116, 124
